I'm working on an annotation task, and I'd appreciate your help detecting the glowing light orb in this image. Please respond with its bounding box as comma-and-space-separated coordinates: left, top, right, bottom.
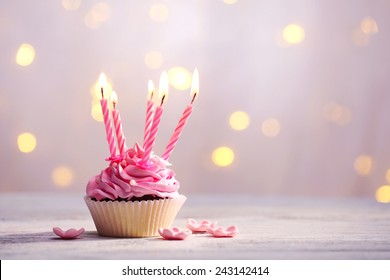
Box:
168, 67, 192, 90
91, 103, 103, 122
375, 185, 390, 203
52, 166, 74, 188
149, 4, 169, 22
223, 0, 238, 4
323, 103, 352, 126
16, 44, 35, 66
212, 146, 235, 167
261, 118, 281, 137
229, 111, 250, 131
62, 0, 81, 11
144, 51, 163, 69
17, 132, 37, 153
283, 24, 305, 44
385, 169, 390, 183
361, 17, 378, 35
84, 2, 112, 29
354, 155, 372, 176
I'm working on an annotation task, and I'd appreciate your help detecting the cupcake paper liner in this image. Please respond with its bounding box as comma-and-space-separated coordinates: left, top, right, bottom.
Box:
84, 195, 186, 238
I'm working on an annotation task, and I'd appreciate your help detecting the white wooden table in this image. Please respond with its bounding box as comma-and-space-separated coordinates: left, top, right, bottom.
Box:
1, 193, 389, 259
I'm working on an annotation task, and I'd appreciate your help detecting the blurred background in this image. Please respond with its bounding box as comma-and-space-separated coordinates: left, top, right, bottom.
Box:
1, 0, 390, 203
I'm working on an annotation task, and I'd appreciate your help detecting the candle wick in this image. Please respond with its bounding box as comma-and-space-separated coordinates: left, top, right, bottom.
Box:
160, 94, 166, 106
101, 87, 104, 99
151, 91, 154, 100
113, 102, 116, 109
191, 92, 197, 104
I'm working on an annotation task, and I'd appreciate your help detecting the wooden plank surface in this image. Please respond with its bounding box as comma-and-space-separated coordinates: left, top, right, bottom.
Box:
0, 193, 389, 259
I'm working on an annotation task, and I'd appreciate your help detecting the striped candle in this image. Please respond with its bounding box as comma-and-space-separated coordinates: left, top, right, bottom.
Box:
142, 71, 168, 164
162, 68, 199, 161
143, 80, 155, 148
100, 98, 116, 157
111, 91, 126, 156
161, 105, 193, 161
142, 105, 163, 164
99, 73, 116, 158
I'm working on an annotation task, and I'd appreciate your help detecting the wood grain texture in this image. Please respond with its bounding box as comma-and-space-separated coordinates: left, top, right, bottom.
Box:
1, 193, 389, 259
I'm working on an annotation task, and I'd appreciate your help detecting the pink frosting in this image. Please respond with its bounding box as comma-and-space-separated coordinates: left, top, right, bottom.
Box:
87, 143, 180, 201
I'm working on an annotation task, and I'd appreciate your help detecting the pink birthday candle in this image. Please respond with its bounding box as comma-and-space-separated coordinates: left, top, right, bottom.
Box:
142, 71, 169, 164
110, 91, 127, 156
143, 80, 155, 148
99, 73, 116, 158
162, 69, 199, 161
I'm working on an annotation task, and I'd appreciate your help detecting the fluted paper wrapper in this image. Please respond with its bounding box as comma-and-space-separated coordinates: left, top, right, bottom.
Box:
84, 195, 186, 238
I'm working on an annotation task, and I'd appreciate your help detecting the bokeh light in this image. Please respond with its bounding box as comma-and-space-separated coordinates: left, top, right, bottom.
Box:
168, 67, 192, 90
3, 0, 390, 199
354, 155, 372, 176
261, 118, 281, 137
223, 0, 238, 4
229, 111, 250, 131
361, 17, 378, 35
84, 2, 112, 29
353, 28, 370, 47
144, 51, 163, 69
323, 102, 352, 126
16, 44, 35, 66
149, 4, 169, 22
212, 146, 235, 167
62, 0, 81, 11
386, 169, 390, 183
91, 103, 103, 122
17, 132, 37, 153
375, 185, 390, 203
211, 146, 234, 167
282, 24, 305, 44
52, 166, 74, 188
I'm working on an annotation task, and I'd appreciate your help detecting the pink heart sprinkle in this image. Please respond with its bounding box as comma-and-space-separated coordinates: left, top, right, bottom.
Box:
207, 225, 239, 238
52, 227, 85, 239
186, 218, 217, 233
158, 227, 192, 240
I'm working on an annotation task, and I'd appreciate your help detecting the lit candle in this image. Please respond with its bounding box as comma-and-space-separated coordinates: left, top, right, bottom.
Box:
143, 80, 155, 149
99, 73, 116, 158
162, 69, 199, 161
142, 71, 169, 164
110, 91, 127, 156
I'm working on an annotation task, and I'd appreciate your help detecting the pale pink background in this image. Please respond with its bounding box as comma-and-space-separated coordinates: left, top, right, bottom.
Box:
1, 0, 389, 198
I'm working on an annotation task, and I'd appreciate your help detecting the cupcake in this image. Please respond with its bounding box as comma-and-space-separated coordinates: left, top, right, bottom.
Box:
85, 70, 198, 238
85, 143, 186, 237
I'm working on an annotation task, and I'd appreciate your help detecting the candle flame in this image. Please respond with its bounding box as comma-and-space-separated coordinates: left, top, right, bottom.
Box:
148, 80, 155, 101
110, 91, 118, 105
159, 71, 169, 105
190, 68, 199, 103
99, 72, 108, 97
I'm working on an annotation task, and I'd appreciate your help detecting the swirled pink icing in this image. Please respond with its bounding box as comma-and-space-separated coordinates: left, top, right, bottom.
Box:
87, 143, 180, 201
